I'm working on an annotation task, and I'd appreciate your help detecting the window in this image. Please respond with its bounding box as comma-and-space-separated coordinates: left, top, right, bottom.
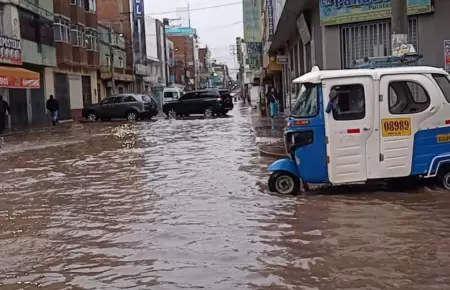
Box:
71, 25, 85, 47
118, 87, 124, 94
72, 0, 83, 7
19, 8, 37, 42
291, 83, 319, 118
119, 58, 123, 68
331, 84, 365, 121
123, 96, 137, 102
54, 18, 70, 43
433, 74, 450, 103
388, 81, 430, 114
40, 18, 54, 46
181, 93, 196, 100
164, 91, 177, 99
101, 97, 116, 104
86, 29, 98, 51
84, 0, 96, 12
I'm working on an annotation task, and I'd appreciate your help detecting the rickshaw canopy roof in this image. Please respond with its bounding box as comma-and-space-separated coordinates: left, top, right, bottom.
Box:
292, 66, 448, 84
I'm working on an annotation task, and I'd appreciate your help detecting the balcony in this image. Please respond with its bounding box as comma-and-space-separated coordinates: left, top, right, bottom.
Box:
72, 46, 87, 66
85, 12, 97, 29
70, 5, 85, 25
56, 42, 73, 66
54, 0, 70, 18
87, 50, 100, 69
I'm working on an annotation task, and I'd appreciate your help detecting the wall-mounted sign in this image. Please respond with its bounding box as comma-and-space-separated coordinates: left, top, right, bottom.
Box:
445, 40, 450, 71
0, 35, 22, 65
319, 0, 432, 26
133, 0, 144, 18
276, 54, 288, 64
266, 0, 274, 36
296, 14, 311, 45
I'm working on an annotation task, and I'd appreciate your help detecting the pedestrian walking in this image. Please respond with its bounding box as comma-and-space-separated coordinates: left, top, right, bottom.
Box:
46, 95, 59, 126
266, 87, 278, 118
0, 95, 10, 135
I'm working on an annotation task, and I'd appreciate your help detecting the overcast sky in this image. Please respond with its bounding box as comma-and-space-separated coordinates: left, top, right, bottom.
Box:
144, 0, 243, 76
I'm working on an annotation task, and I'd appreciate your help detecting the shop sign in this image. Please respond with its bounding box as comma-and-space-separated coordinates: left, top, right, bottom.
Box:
133, 0, 144, 18
320, 0, 432, 26
445, 40, 450, 71
0, 77, 39, 88
266, 0, 274, 36
0, 35, 22, 65
276, 55, 288, 64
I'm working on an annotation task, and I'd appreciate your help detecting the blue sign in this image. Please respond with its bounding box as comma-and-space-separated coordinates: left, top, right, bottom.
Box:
165, 27, 194, 35
320, 0, 432, 26
266, 0, 274, 36
133, 0, 144, 18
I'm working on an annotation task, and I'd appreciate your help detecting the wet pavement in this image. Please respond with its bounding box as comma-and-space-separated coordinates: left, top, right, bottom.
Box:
1, 104, 450, 290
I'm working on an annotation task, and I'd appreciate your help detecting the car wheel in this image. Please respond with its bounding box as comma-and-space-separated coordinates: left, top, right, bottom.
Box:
268, 171, 300, 195
437, 165, 450, 190
168, 109, 177, 119
87, 112, 98, 121
204, 107, 213, 117
127, 111, 138, 121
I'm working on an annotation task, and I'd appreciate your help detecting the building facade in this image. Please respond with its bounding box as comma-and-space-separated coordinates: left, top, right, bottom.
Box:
98, 23, 133, 99
53, 0, 99, 120
268, 0, 450, 110
0, 0, 55, 131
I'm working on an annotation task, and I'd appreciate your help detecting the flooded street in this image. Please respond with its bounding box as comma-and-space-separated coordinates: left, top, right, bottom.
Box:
1, 105, 450, 290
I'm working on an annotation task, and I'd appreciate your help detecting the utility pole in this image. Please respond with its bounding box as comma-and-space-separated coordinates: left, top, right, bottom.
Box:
229, 45, 237, 71
391, 0, 408, 54
109, 27, 116, 95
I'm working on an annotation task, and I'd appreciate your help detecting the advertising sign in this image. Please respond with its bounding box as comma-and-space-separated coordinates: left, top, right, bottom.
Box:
266, 0, 274, 36
247, 42, 262, 70
445, 40, 450, 71
0, 35, 22, 65
276, 54, 288, 64
133, 0, 144, 18
320, 0, 432, 26
243, 0, 262, 42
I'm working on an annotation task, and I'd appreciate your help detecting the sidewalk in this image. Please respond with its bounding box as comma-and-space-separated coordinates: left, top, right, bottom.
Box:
250, 112, 288, 158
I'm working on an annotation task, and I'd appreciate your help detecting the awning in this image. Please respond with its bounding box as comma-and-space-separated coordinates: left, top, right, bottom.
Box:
0, 66, 40, 89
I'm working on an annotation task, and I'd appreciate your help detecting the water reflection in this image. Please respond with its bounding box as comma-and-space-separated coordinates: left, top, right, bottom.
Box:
0, 108, 450, 289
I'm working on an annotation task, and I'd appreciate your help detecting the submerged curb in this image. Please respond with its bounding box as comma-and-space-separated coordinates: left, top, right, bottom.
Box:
258, 145, 288, 158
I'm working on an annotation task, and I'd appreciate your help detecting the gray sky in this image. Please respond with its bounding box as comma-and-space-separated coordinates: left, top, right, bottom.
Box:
144, 0, 243, 75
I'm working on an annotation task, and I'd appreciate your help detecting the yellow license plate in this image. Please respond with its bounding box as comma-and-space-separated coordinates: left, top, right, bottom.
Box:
437, 133, 450, 143
381, 118, 411, 137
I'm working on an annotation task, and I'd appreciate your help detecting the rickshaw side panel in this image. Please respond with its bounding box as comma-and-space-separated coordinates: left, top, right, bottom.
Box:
295, 126, 329, 183
411, 127, 450, 175
267, 159, 299, 177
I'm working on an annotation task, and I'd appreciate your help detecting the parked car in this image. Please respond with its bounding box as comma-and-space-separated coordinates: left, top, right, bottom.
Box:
82, 94, 158, 121
163, 90, 234, 118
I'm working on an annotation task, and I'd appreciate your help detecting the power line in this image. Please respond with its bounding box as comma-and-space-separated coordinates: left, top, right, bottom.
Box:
149, 2, 242, 15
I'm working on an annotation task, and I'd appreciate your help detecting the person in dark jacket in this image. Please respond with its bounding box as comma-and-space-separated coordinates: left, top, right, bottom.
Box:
0, 95, 10, 135
46, 95, 59, 126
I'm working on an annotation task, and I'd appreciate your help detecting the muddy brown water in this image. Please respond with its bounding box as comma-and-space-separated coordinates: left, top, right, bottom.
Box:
1, 106, 450, 290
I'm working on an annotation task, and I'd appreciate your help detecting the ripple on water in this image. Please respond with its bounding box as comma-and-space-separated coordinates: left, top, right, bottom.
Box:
1, 107, 450, 289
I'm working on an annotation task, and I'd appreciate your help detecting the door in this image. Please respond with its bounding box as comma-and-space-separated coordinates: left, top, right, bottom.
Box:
324, 77, 375, 184
378, 74, 435, 178
122, 95, 139, 117
107, 96, 125, 118
9, 89, 28, 130
54, 73, 71, 120
81, 76, 92, 107
31, 74, 46, 125
98, 97, 117, 118
178, 92, 196, 114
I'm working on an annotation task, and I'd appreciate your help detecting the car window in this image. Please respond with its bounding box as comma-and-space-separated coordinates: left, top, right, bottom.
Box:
181, 93, 196, 100
197, 91, 217, 98
164, 91, 177, 99
101, 97, 118, 104
143, 95, 157, 105
123, 96, 137, 103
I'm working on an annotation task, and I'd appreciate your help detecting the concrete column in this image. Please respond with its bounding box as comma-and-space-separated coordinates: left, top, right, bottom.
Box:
391, 0, 408, 53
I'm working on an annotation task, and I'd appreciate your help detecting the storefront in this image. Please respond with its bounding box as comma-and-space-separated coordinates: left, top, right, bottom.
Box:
271, 0, 450, 79
0, 35, 41, 131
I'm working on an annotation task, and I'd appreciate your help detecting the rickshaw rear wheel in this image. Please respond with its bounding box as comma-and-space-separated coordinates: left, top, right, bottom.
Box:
436, 164, 450, 190
268, 171, 301, 195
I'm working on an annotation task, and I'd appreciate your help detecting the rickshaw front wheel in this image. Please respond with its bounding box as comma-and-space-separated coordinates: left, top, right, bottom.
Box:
268, 171, 300, 195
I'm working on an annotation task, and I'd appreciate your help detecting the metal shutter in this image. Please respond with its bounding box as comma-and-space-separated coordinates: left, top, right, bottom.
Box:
340, 18, 419, 69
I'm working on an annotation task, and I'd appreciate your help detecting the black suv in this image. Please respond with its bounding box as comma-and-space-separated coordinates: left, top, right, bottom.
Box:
82, 94, 158, 121
163, 89, 234, 118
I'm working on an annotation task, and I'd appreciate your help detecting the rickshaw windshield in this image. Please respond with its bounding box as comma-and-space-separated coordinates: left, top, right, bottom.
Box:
290, 83, 319, 118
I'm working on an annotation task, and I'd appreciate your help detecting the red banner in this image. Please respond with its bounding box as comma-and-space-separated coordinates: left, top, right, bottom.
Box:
0, 76, 40, 88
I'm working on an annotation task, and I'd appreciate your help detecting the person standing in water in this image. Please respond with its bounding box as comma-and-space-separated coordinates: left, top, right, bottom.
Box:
0, 95, 10, 134
46, 95, 59, 126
